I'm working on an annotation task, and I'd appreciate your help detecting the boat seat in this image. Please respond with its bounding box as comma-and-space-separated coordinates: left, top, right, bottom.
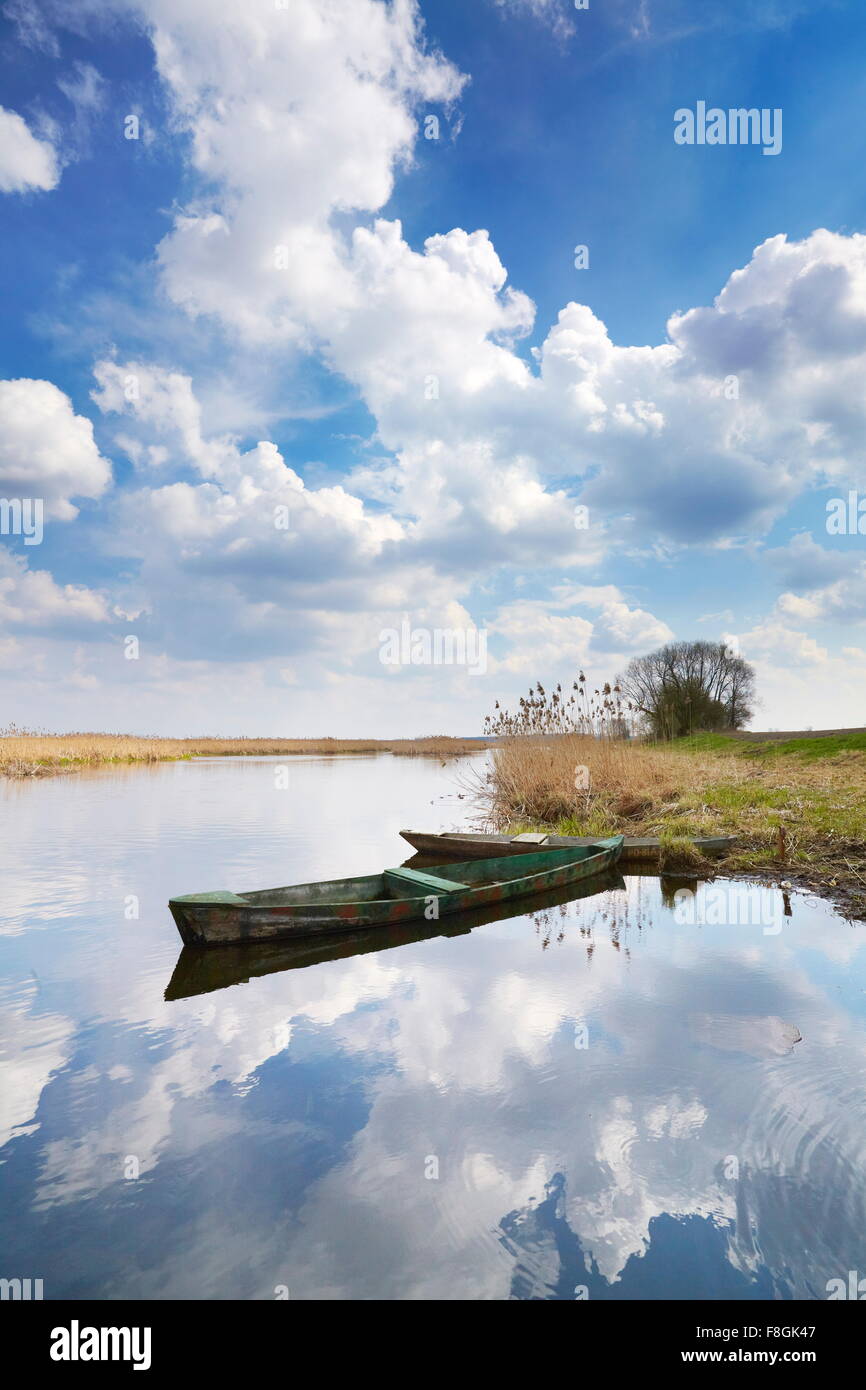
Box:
385, 866, 470, 894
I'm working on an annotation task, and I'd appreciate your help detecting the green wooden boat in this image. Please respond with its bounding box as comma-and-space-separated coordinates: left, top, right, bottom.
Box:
168, 836, 624, 947
166, 865, 628, 998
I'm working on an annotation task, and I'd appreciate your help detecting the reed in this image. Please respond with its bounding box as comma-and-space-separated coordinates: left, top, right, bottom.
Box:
0, 728, 490, 777
475, 728, 866, 916
484, 674, 638, 739
478, 732, 738, 830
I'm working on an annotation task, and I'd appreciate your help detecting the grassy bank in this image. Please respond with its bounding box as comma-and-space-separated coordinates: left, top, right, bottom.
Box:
0, 733, 492, 779
481, 731, 866, 918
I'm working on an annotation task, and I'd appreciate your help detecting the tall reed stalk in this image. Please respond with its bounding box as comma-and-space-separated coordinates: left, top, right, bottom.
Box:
483, 673, 639, 739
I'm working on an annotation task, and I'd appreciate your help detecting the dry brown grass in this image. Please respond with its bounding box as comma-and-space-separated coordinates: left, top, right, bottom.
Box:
480, 733, 742, 829
0, 733, 491, 777
477, 732, 866, 916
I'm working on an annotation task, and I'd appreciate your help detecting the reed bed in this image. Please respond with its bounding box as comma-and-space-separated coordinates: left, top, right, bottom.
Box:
0, 731, 490, 777
475, 731, 866, 917
478, 733, 744, 831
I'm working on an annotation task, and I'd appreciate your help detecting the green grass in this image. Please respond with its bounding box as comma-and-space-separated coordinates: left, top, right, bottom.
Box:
751, 733, 866, 759
556, 808, 621, 837
700, 782, 791, 812
667, 732, 742, 754
657, 830, 706, 871
668, 731, 866, 761
496, 728, 866, 915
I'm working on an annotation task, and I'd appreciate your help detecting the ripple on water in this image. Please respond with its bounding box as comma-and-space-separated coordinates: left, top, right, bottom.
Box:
2, 754, 866, 1299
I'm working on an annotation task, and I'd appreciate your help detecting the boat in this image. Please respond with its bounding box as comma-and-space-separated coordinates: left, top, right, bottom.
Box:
165, 864, 627, 997
168, 836, 624, 947
400, 829, 736, 862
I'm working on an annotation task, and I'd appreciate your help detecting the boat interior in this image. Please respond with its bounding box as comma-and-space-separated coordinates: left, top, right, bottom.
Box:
204, 846, 603, 907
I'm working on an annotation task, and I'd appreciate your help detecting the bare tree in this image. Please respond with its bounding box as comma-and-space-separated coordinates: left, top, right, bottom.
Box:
619, 641, 755, 738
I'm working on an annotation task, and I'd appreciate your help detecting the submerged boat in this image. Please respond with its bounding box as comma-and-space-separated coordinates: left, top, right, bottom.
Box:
400, 829, 736, 862
168, 836, 624, 947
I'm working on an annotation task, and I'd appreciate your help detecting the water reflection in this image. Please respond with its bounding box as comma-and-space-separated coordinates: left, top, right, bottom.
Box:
500, 1172, 778, 1300
1, 754, 866, 1300
164, 866, 627, 1000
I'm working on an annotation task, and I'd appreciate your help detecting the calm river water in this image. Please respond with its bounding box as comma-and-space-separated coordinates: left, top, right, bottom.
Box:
1, 753, 865, 1300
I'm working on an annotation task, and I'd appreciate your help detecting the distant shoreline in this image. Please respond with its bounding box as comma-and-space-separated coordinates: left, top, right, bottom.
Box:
0, 734, 494, 779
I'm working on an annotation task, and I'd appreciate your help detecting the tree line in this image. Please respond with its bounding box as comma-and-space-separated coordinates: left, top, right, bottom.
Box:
484, 640, 756, 740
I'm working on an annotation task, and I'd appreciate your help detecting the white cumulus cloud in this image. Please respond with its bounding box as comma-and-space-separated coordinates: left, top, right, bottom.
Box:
0, 379, 112, 519
0, 105, 59, 192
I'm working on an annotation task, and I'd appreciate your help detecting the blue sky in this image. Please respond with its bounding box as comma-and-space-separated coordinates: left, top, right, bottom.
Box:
1, 0, 865, 734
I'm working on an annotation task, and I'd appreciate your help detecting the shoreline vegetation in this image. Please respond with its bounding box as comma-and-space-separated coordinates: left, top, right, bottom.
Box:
0, 731, 493, 779
5, 722, 865, 920
475, 729, 866, 922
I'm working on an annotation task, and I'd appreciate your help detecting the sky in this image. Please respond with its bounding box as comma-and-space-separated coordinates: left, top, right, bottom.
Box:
1, 0, 866, 735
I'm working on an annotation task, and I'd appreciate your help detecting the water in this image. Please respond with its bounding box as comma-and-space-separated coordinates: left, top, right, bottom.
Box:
1, 753, 865, 1300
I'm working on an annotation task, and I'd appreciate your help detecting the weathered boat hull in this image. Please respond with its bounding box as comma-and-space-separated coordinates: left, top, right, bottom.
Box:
165, 865, 627, 998
400, 829, 736, 862
168, 838, 624, 947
